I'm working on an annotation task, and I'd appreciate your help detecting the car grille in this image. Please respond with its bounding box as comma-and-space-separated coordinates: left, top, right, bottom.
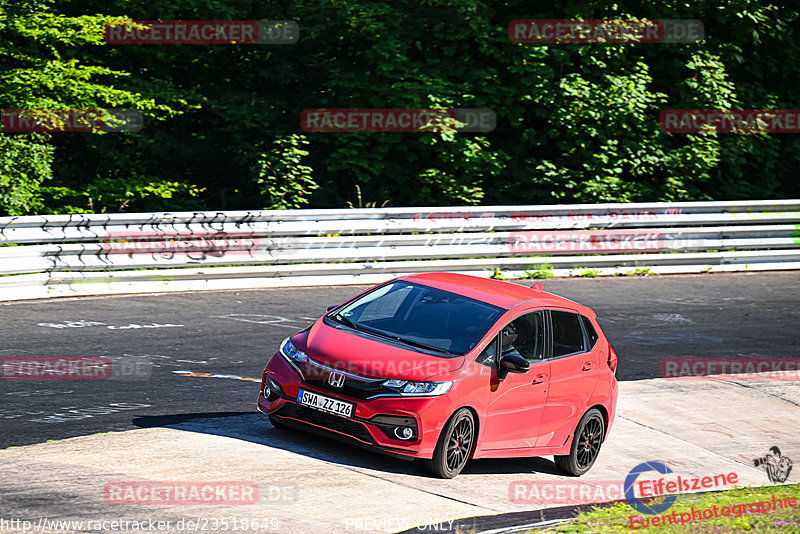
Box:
302, 359, 395, 400
302, 378, 394, 400
275, 403, 374, 444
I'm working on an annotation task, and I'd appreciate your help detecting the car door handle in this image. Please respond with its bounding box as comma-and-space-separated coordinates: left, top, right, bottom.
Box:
532, 373, 548, 384
582, 362, 594, 371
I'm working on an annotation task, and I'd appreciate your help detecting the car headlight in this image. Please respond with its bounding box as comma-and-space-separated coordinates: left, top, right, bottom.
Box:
279, 337, 308, 368
381, 379, 452, 396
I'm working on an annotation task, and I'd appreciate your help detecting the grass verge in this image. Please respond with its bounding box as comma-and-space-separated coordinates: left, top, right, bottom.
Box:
540, 484, 800, 533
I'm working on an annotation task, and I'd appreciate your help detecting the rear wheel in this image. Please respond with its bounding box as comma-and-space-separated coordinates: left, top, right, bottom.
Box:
554, 408, 605, 476
423, 408, 475, 479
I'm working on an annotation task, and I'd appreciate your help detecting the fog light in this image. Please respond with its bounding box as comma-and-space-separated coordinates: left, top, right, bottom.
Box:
394, 427, 414, 440
263, 376, 282, 401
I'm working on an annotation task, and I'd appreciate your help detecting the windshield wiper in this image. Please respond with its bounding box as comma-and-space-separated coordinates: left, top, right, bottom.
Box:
334, 313, 360, 331
333, 316, 391, 341
388, 335, 459, 356
333, 318, 458, 356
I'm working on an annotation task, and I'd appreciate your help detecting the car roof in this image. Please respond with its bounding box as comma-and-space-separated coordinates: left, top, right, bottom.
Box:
400, 272, 587, 312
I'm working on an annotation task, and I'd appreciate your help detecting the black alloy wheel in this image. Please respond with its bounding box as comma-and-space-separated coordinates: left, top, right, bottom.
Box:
555, 408, 605, 476
423, 408, 475, 479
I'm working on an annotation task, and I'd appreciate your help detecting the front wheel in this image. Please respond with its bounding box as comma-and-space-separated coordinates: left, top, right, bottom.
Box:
554, 408, 605, 476
423, 408, 475, 479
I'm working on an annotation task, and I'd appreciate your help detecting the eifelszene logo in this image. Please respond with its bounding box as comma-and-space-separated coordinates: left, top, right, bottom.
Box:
624, 462, 738, 515
625, 462, 677, 514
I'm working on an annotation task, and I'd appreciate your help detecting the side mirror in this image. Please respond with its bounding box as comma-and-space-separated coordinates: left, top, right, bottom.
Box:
327, 305, 338, 312
497, 353, 530, 380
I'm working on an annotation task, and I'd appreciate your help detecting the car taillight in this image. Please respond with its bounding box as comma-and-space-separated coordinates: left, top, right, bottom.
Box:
607, 344, 618, 373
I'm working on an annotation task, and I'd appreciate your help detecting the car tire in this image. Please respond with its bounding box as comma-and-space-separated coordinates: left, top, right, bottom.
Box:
555, 408, 605, 476
423, 408, 475, 479
269, 415, 291, 431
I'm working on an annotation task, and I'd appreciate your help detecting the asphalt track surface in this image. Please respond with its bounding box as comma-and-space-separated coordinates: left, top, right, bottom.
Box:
1, 271, 797, 450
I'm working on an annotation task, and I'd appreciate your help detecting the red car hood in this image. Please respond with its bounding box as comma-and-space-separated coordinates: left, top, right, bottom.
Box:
295, 320, 464, 381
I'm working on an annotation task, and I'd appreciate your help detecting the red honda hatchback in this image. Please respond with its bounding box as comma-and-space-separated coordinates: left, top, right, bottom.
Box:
257, 272, 618, 478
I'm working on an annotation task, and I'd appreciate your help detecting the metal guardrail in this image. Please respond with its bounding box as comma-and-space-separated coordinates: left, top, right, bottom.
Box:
1, 200, 799, 301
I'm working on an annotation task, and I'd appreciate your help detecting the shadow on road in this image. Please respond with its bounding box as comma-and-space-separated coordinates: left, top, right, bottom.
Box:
131, 411, 564, 478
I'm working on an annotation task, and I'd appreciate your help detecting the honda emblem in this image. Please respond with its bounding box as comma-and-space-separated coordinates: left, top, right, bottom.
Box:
327, 371, 346, 388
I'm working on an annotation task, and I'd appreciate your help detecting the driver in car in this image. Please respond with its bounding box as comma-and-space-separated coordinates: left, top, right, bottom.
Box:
501, 323, 521, 357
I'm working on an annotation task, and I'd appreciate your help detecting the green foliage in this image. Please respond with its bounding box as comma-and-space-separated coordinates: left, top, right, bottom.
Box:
548, 483, 800, 534
489, 267, 506, 280
523, 263, 555, 279
0, 0, 186, 214
253, 134, 317, 209
0, 134, 53, 214
40, 174, 204, 213
345, 184, 389, 209
1, 0, 799, 216
619, 265, 654, 276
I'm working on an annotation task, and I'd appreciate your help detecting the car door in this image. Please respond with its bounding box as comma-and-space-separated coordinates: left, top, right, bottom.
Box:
535, 309, 603, 448
480, 310, 551, 451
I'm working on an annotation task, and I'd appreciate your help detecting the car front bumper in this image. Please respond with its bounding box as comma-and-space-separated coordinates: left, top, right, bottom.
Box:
257, 352, 454, 459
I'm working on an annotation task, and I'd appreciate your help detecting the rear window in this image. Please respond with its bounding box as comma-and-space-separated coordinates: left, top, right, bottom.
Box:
551, 311, 585, 357
580, 315, 599, 348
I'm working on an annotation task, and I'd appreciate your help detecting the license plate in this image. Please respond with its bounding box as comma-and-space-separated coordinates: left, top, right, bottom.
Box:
297, 389, 355, 418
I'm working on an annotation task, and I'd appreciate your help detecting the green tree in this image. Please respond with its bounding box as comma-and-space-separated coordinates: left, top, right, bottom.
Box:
3, 0, 799, 215
0, 0, 193, 214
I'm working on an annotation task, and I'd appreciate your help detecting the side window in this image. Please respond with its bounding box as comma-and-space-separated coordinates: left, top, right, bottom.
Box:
551, 311, 585, 357
501, 311, 544, 361
581, 315, 599, 348
475, 336, 498, 367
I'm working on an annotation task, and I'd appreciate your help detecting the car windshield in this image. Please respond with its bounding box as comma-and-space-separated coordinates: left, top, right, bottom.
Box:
328, 281, 504, 356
